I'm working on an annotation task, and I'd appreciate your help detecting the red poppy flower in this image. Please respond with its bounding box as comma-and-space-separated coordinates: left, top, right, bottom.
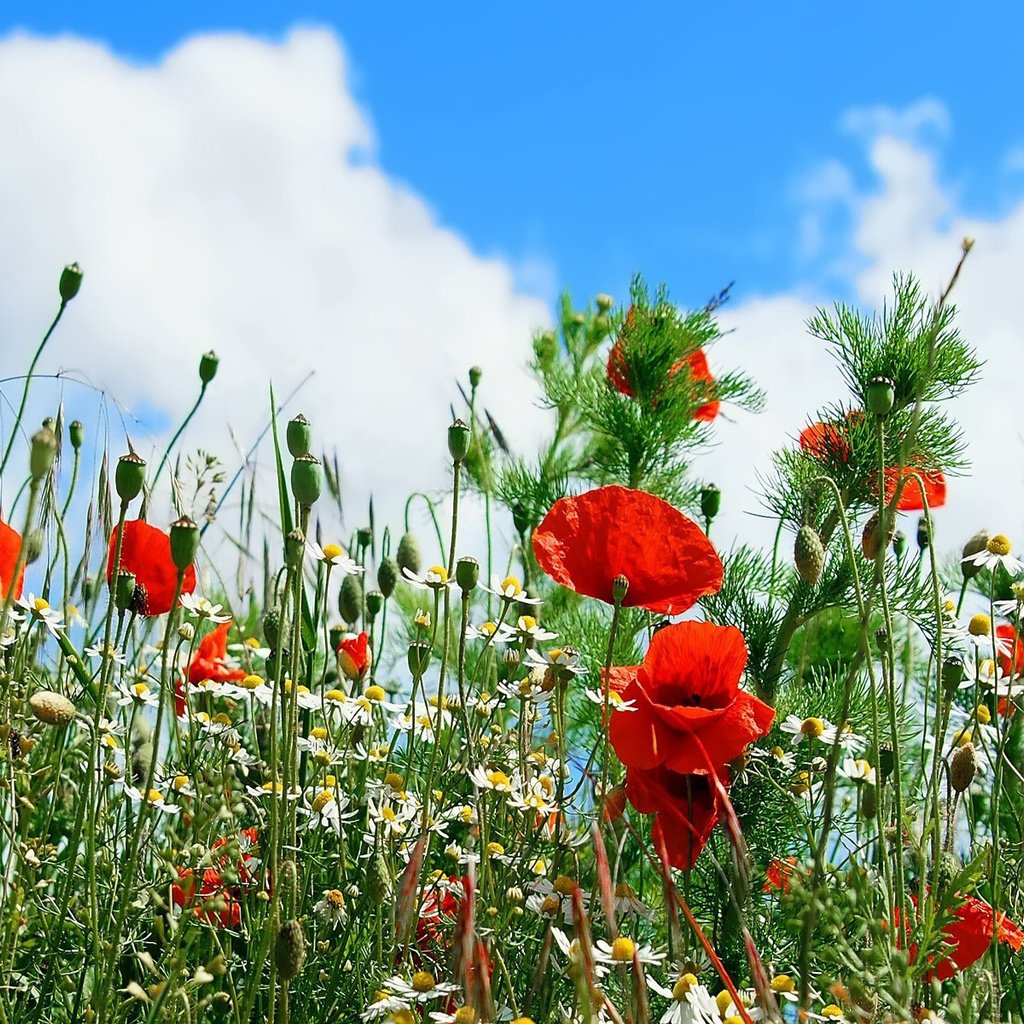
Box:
879, 467, 947, 511
997, 623, 1024, 680
337, 631, 372, 681
625, 764, 727, 870
763, 856, 799, 894
799, 421, 851, 462
106, 520, 197, 615
608, 621, 774, 775
532, 486, 723, 615
171, 867, 242, 929
607, 339, 719, 421
188, 621, 245, 684
0, 520, 25, 601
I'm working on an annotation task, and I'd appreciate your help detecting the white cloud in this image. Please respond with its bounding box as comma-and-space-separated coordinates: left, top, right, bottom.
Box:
840, 97, 951, 141
0, 28, 550, 563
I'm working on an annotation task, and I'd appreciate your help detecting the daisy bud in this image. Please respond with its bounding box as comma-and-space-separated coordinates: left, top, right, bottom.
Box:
448, 418, 471, 463
291, 454, 323, 508
916, 514, 931, 551
284, 528, 305, 568
397, 532, 421, 575
198, 350, 219, 385
178, 622, 195, 642
264, 610, 282, 648
700, 484, 721, 523
810, 756, 828, 774
59, 262, 83, 303
30, 427, 58, 480
612, 574, 629, 604
408, 641, 431, 676
794, 526, 825, 585
875, 626, 888, 651
286, 414, 312, 458
950, 742, 978, 793
469, 365, 483, 388
456, 556, 480, 592
28, 690, 77, 727
892, 530, 906, 561
879, 742, 894, 780
169, 516, 200, 572
942, 655, 965, 697
961, 529, 990, 580
865, 375, 895, 417
365, 590, 383, 617
69, 420, 85, 451
114, 452, 146, 503
377, 556, 398, 598
25, 530, 44, 565
274, 919, 306, 981
113, 570, 137, 611
596, 293, 614, 313
356, 526, 373, 549
338, 573, 362, 624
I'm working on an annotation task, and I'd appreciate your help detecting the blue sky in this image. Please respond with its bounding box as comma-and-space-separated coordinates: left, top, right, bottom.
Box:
7, 2, 1024, 311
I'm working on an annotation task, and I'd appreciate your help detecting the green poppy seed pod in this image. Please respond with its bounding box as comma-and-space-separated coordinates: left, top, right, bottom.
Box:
950, 742, 978, 793
284, 528, 305, 568
25, 530, 44, 565
30, 427, 58, 480
700, 484, 721, 524
892, 531, 906, 561
290, 454, 323, 508
328, 623, 345, 650
59, 262, 83, 303
113, 570, 137, 611
338, 573, 362, 624
29, 690, 77, 726
511, 503, 530, 536
169, 515, 200, 572
469, 366, 483, 389
69, 420, 85, 451
274, 919, 306, 981
356, 526, 373, 550
408, 641, 431, 676
878, 741, 894, 781
612, 573, 629, 604
942, 654, 965, 697
865, 375, 895, 417
114, 452, 146, 503
456, 556, 479, 592
448, 418, 471, 463
286, 414, 312, 458
596, 293, 614, 313
365, 590, 383, 617
875, 625, 888, 652
396, 532, 421, 575
861, 511, 893, 561
961, 529, 990, 580
917, 514, 931, 551
263, 609, 281, 648
377, 556, 398, 598
198, 350, 219, 385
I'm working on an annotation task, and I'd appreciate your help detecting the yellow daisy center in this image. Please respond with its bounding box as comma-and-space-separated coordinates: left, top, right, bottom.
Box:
311, 789, 335, 813
364, 685, 385, 702
325, 688, 346, 702
500, 575, 521, 594
145, 789, 164, 804
977, 704, 992, 725
132, 682, 150, 697
486, 842, 505, 857
486, 770, 510, 788
716, 990, 734, 1015
428, 565, 448, 583
822, 1008, 844, 1019
988, 534, 1012, 556
384, 772, 404, 791
800, 716, 825, 737
240, 674, 264, 689
672, 974, 698, 1000
518, 616, 537, 631
172, 775, 189, 791
310, 726, 328, 740
33, 597, 50, 613
324, 888, 345, 908
552, 875, 576, 896
322, 543, 344, 560
953, 728, 973, 746
610, 936, 635, 961
454, 1009, 478, 1024
245, 636, 262, 649
969, 613, 992, 637
770, 974, 796, 993
539, 895, 560, 916
411, 970, 435, 993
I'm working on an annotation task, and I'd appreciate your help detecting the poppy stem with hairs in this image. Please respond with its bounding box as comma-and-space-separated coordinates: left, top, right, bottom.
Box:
599, 577, 628, 817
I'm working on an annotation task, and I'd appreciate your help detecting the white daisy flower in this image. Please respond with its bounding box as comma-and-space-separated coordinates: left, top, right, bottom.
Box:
470, 766, 514, 793
17, 595, 64, 635
584, 685, 637, 712
123, 783, 181, 815
178, 593, 232, 623
482, 574, 543, 605
308, 542, 363, 576
401, 564, 454, 590
962, 534, 1024, 577
838, 757, 875, 784
84, 643, 127, 664
780, 714, 837, 746
465, 620, 515, 643
656, 974, 719, 1024
513, 615, 558, 642
314, 888, 349, 928
116, 679, 160, 709
526, 646, 585, 676
593, 936, 665, 967
383, 972, 459, 1004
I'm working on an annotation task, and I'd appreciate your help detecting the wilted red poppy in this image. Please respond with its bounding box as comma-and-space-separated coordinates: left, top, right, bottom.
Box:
0, 520, 25, 601
997, 624, 1023, 680
608, 621, 774, 775
626, 764, 727, 870
106, 520, 197, 615
337, 631, 372, 681
532, 486, 723, 615
879, 467, 947, 511
188, 621, 245, 684
799, 421, 851, 462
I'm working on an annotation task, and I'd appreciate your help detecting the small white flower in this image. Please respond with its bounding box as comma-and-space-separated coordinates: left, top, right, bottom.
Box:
470, 766, 514, 793
584, 685, 636, 712
17, 595, 64, 635
780, 714, 836, 746
465, 620, 515, 643
593, 936, 665, 967
308, 542, 364, 576
526, 646, 585, 676
513, 615, 557, 642
123, 783, 181, 815
401, 564, 453, 590
838, 757, 875, 784
116, 679, 160, 708
962, 534, 1024, 577
482, 574, 542, 605
314, 888, 349, 928
383, 972, 459, 1004
178, 593, 232, 623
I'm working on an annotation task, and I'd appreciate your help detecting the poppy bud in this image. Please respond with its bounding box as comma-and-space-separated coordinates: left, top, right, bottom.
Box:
861, 783, 877, 821
942, 654, 965, 697
511, 503, 530, 536
59, 262, 83, 303
113, 570, 137, 611
892, 530, 906, 561
916, 514, 931, 551
601, 784, 627, 822
28, 690, 77, 727
533, 330, 558, 371
961, 530, 990, 580
448, 419, 471, 463
339, 574, 362, 624
198, 350, 219, 385
274, 919, 306, 981
611, 574, 629, 604
879, 741, 894, 781
24, 530, 44, 565
30, 427, 58, 480
950, 742, 978, 793
290, 454, 323, 508
397, 532, 421, 575
700, 484, 721, 524
408, 641, 431, 676
284, 528, 305, 568
456, 556, 480, 592
115, 453, 146, 503
264, 610, 282, 648
169, 516, 200, 572
377, 557, 398, 598
861, 512, 893, 560
596, 293, 614, 313
286, 414, 312, 458
69, 420, 85, 451
794, 526, 825, 585
356, 526, 373, 549
865, 375, 895, 417
469, 366, 483, 389
365, 590, 383, 617
83, 574, 96, 602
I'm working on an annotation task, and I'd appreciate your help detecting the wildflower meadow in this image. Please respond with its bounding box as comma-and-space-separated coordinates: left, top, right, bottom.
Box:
2, 242, 1022, 1024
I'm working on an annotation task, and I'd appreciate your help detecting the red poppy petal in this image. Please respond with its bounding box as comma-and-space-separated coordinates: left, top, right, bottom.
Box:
532, 486, 723, 614
662, 692, 775, 775
996, 623, 1024, 678
0, 520, 25, 601
107, 520, 197, 615
609, 684, 668, 771
642, 621, 747, 708
879, 467, 947, 511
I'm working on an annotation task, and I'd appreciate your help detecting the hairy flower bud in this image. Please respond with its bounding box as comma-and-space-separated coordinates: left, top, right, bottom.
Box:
942, 655, 965, 697
596, 293, 614, 313
861, 511, 893, 561
25, 530, 44, 565
892, 530, 906, 561
794, 526, 825, 585
961, 530, 990, 580
950, 742, 978, 793
286, 414, 312, 458
115, 452, 146, 503
396, 532, 421, 575
28, 690, 77, 726
59, 262, 83, 303
30, 427, 58, 481
284, 528, 305, 568
274, 919, 306, 981
263, 610, 282, 648
469, 366, 483, 389
917, 514, 931, 551
611, 574, 629, 604
377, 557, 398, 598
338, 573, 363, 624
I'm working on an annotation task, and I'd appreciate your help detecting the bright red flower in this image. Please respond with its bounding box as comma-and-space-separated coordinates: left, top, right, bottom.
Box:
763, 856, 799, 895
0, 520, 25, 601
607, 339, 719, 421
188, 621, 245, 683
880, 467, 947, 511
625, 764, 727, 870
799, 421, 851, 462
106, 520, 197, 615
997, 623, 1024, 680
171, 867, 242, 929
608, 621, 774, 775
337, 631, 372, 681
532, 486, 723, 615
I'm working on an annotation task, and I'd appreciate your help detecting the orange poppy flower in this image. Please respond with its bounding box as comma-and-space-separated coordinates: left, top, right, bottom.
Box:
106, 519, 197, 615
608, 621, 774, 775
0, 520, 25, 601
532, 486, 723, 615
